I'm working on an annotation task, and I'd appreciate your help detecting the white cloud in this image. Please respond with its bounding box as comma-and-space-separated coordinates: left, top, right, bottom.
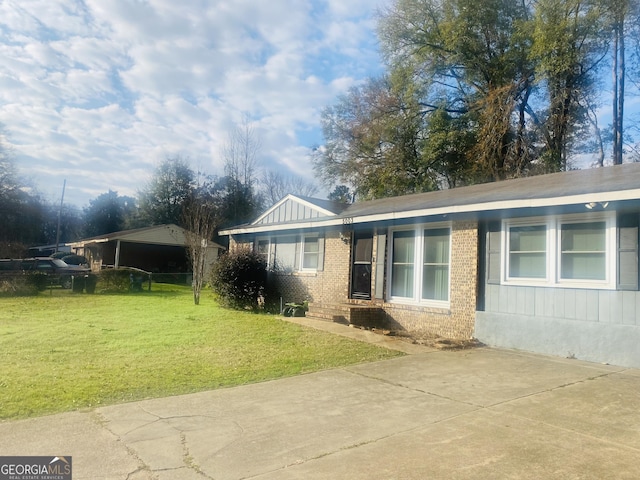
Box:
0, 0, 384, 207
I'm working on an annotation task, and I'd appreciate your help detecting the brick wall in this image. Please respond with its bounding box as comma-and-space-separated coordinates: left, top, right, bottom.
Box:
230, 221, 478, 339
379, 221, 478, 338
233, 228, 351, 306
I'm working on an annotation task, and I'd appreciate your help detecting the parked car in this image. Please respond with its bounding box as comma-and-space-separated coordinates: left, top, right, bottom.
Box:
0, 257, 92, 289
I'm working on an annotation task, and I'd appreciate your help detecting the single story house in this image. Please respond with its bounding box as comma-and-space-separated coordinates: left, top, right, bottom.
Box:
220, 164, 640, 368
27, 244, 71, 257
68, 224, 224, 280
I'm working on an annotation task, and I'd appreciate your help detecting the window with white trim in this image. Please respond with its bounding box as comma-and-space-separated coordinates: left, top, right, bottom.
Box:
422, 228, 450, 301
503, 214, 615, 288
507, 224, 547, 279
254, 234, 323, 273
389, 225, 451, 306
301, 235, 319, 270
560, 221, 606, 281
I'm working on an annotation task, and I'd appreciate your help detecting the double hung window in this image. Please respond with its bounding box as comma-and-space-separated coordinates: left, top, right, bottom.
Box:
390, 225, 451, 306
508, 225, 547, 279
422, 229, 450, 301
301, 235, 320, 270
560, 222, 606, 281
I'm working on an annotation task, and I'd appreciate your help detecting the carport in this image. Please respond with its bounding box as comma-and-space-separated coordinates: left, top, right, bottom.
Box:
67, 224, 223, 277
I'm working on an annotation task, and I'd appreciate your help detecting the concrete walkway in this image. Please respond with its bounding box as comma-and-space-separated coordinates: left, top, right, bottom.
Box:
2, 321, 640, 479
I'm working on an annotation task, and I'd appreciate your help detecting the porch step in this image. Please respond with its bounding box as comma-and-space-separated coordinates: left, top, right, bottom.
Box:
306, 303, 385, 329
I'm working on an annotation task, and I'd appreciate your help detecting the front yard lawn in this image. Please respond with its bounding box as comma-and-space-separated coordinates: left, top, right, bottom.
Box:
0, 284, 402, 420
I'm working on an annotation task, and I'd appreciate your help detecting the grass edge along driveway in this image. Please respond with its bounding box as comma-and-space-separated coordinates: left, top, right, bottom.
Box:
0, 284, 402, 420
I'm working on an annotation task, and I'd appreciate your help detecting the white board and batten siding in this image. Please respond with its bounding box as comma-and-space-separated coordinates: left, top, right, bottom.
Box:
253, 196, 336, 226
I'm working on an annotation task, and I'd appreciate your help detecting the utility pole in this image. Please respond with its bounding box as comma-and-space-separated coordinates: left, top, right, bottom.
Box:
54, 179, 66, 253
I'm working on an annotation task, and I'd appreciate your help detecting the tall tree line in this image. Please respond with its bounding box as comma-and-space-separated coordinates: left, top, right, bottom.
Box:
313, 0, 640, 200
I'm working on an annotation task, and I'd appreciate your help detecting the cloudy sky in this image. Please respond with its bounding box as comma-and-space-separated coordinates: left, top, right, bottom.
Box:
0, 0, 386, 207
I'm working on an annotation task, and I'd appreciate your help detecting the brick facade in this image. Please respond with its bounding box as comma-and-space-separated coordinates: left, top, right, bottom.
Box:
232, 220, 478, 340
232, 228, 351, 306
380, 221, 478, 338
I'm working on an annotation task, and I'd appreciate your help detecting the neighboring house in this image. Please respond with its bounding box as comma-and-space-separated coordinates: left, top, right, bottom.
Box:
220, 164, 640, 368
27, 244, 71, 257
68, 224, 224, 278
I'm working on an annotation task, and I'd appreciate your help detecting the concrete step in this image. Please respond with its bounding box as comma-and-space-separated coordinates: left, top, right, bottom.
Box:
307, 303, 385, 328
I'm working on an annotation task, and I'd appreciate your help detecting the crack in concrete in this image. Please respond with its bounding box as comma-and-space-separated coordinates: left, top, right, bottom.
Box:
181, 432, 215, 479
484, 371, 616, 409
91, 412, 156, 480
125, 465, 153, 480
485, 371, 640, 454
343, 367, 481, 407
240, 369, 639, 479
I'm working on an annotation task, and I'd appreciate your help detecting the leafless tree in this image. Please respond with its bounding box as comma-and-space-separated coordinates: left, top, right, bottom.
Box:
262, 170, 319, 204
221, 115, 263, 223
182, 191, 219, 305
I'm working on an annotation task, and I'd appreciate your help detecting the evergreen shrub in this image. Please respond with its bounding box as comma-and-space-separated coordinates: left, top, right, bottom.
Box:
210, 248, 276, 311
0, 272, 48, 297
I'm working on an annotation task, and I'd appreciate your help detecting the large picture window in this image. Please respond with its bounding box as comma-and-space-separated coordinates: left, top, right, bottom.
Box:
503, 214, 615, 288
390, 226, 451, 305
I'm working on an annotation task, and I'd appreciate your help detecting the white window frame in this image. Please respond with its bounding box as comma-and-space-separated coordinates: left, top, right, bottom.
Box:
387, 223, 451, 308
300, 234, 320, 272
255, 237, 272, 269
502, 213, 616, 289
504, 221, 550, 285
254, 234, 323, 273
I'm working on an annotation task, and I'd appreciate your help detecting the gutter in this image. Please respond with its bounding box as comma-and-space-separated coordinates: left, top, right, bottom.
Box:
219, 188, 640, 236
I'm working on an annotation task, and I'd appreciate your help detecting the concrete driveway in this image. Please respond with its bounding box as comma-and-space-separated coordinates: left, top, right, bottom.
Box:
2, 345, 640, 479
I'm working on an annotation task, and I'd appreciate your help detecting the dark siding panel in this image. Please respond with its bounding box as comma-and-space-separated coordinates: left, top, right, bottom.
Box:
487, 221, 502, 285
375, 232, 386, 299
618, 214, 639, 291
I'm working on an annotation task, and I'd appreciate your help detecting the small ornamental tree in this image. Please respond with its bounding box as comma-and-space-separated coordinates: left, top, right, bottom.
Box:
210, 247, 269, 310
182, 191, 219, 305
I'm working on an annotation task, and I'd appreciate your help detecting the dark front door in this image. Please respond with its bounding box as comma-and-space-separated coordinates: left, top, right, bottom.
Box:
350, 231, 373, 299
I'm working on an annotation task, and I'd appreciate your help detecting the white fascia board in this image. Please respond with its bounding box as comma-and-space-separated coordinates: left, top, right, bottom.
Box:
221, 189, 640, 236
67, 238, 111, 247
222, 218, 344, 235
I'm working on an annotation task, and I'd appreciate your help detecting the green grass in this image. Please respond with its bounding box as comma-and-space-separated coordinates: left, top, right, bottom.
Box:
0, 284, 402, 420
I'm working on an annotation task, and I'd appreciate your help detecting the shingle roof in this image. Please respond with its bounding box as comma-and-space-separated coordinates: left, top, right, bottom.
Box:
342, 163, 640, 219
221, 164, 640, 235
295, 195, 349, 215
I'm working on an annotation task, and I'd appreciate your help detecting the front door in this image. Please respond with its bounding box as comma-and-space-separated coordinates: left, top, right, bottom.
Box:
350, 231, 373, 299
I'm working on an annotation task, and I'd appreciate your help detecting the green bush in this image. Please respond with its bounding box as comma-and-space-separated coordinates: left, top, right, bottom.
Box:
96, 268, 149, 293
96, 269, 131, 292
210, 248, 274, 311
0, 272, 48, 297
27, 272, 49, 291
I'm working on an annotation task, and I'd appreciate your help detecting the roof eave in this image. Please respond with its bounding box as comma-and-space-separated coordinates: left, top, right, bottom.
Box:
220, 188, 640, 236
